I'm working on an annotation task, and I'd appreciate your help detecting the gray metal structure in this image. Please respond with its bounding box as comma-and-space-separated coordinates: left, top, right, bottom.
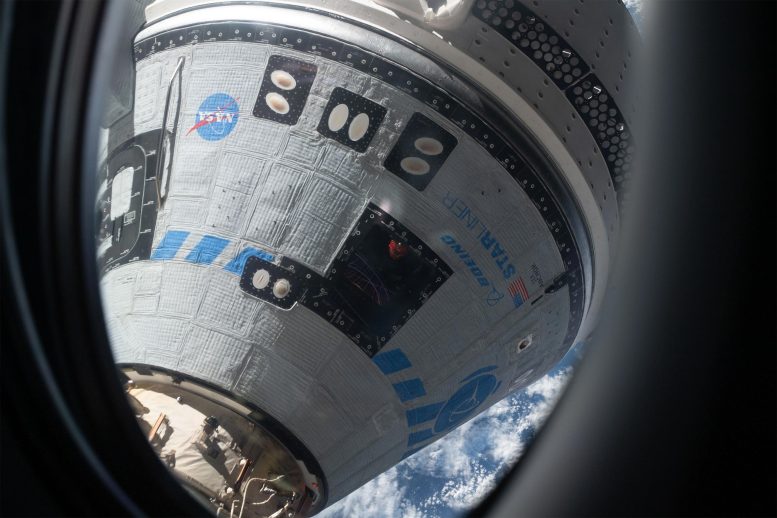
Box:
97, 0, 639, 514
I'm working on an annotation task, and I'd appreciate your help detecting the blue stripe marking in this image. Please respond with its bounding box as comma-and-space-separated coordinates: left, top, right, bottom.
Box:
392, 379, 426, 402
151, 230, 190, 260
406, 402, 444, 427
407, 428, 434, 448
185, 235, 230, 265
224, 246, 275, 274
373, 349, 412, 375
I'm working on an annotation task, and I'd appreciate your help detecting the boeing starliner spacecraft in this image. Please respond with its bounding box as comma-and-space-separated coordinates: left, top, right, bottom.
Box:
97, 0, 639, 515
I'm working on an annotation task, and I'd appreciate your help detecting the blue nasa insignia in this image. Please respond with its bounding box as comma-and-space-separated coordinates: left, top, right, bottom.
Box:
188, 93, 239, 141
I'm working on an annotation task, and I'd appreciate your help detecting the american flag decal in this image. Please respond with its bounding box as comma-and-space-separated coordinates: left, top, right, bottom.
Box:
508, 277, 530, 308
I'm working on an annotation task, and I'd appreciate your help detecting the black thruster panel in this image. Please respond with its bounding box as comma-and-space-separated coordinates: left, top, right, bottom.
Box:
384, 113, 458, 191
97, 130, 161, 275
253, 55, 317, 125
316, 87, 387, 152
239, 255, 315, 310
301, 204, 453, 356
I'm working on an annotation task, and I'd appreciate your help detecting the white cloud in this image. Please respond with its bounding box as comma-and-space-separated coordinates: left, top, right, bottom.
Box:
436, 463, 499, 511
322, 368, 573, 517
423, 368, 572, 511
401, 418, 479, 479
319, 466, 423, 518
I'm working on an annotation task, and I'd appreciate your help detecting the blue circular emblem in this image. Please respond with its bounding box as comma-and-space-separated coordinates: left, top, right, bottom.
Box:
189, 93, 239, 141
433, 371, 498, 434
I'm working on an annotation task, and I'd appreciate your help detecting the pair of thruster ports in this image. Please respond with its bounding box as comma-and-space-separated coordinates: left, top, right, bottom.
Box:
265, 69, 299, 115
264, 69, 450, 177
251, 268, 291, 299
398, 136, 445, 176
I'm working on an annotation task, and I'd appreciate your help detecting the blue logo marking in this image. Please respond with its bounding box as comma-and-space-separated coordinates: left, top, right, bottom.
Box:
373, 349, 413, 375
433, 366, 498, 433
442, 192, 517, 280
188, 93, 239, 141
406, 402, 444, 427
392, 379, 427, 402
150, 231, 275, 274
185, 235, 229, 265
151, 230, 189, 260
403, 365, 500, 450
440, 234, 505, 307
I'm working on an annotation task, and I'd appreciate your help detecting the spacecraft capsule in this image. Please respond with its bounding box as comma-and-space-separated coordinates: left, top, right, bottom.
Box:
97, 0, 639, 515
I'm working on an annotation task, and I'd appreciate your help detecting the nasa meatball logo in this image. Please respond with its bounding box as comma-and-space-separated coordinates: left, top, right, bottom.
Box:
433, 366, 500, 434
187, 93, 239, 141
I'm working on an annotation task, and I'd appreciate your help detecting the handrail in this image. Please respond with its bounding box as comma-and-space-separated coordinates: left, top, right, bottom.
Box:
155, 55, 184, 207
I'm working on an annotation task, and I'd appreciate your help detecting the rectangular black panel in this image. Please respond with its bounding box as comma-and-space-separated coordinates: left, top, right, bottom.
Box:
239, 255, 314, 310
253, 55, 317, 125
301, 204, 452, 356
316, 87, 387, 152
384, 112, 458, 191
97, 130, 161, 275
